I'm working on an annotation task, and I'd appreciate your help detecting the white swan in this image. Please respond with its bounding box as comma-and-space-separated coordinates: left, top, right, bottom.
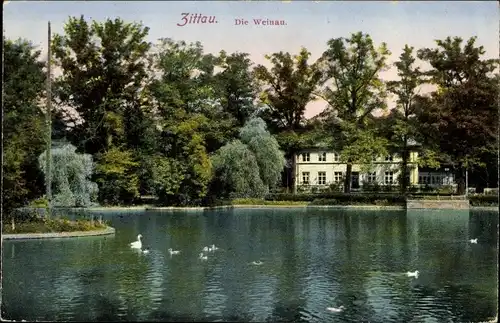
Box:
251, 261, 263, 266
406, 270, 419, 278
202, 246, 209, 252
130, 234, 142, 249
199, 253, 208, 260
142, 248, 150, 254
210, 244, 219, 251
327, 306, 345, 313
469, 238, 478, 244
168, 248, 180, 255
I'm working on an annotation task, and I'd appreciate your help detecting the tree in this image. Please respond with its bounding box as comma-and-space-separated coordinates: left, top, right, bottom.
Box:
94, 147, 140, 205
148, 39, 217, 205
210, 140, 267, 199
253, 47, 322, 191
38, 143, 98, 207
214, 51, 258, 128
209, 117, 285, 200
147, 156, 185, 203
3, 38, 47, 213
386, 45, 423, 193
254, 47, 321, 133
239, 118, 286, 189
416, 36, 498, 195
51, 15, 152, 155
318, 32, 391, 193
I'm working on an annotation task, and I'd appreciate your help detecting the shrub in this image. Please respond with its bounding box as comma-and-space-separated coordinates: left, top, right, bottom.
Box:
29, 197, 49, 208
2, 216, 107, 234
265, 193, 406, 205
232, 198, 307, 205
436, 185, 455, 194
469, 195, 499, 206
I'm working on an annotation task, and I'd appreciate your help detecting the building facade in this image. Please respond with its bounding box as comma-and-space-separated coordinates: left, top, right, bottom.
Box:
293, 149, 455, 191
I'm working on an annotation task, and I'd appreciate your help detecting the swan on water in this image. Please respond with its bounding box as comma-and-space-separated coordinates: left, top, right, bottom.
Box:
469, 238, 478, 244
142, 248, 150, 254
130, 234, 143, 249
326, 306, 345, 313
210, 244, 219, 251
168, 248, 180, 255
251, 261, 263, 266
199, 253, 208, 260
406, 270, 419, 278
203, 246, 209, 252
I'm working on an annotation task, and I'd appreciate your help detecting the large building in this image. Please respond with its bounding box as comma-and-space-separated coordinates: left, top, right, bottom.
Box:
293, 147, 455, 191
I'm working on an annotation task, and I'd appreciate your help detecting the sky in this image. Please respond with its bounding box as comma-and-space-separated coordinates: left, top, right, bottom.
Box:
4, 1, 498, 118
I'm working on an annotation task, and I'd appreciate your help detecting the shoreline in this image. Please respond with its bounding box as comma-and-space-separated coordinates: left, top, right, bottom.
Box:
2, 226, 116, 240
36, 205, 498, 212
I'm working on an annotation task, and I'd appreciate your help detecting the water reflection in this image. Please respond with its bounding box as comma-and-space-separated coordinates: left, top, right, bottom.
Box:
2, 209, 498, 322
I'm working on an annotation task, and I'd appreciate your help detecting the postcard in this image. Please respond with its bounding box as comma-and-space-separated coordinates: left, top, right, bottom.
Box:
2, 1, 498, 322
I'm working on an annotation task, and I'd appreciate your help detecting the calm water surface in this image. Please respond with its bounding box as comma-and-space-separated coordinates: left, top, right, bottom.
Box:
2, 208, 498, 322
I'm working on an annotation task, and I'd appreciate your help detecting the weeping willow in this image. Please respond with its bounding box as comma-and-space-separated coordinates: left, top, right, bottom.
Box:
39, 144, 98, 207
211, 117, 285, 198
239, 117, 285, 188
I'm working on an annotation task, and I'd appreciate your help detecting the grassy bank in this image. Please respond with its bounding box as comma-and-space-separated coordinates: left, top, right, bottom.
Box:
2, 217, 108, 234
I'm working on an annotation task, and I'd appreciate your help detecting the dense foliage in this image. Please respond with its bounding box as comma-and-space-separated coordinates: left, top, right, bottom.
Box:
39, 144, 98, 207
3, 15, 498, 211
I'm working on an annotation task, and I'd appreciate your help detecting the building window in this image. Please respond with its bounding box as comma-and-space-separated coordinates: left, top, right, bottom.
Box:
318, 171, 326, 185
366, 172, 376, 183
318, 152, 327, 162
385, 155, 394, 162
334, 172, 343, 183
384, 171, 394, 184
302, 172, 310, 185
333, 152, 340, 162
302, 153, 310, 162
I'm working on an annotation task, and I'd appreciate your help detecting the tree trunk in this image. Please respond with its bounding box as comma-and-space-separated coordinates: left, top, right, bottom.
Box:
11, 217, 15, 231
400, 136, 409, 195
344, 163, 352, 193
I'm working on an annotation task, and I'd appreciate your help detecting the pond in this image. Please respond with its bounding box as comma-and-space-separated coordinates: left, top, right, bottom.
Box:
2, 208, 498, 322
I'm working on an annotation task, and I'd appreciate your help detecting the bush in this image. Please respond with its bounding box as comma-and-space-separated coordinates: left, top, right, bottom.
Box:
232, 198, 308, 205
436, 185, 455, 194
265, 193, 406, 205
469, 194, 499, 206
2, 216, 107, 234
29, 197, 49, 208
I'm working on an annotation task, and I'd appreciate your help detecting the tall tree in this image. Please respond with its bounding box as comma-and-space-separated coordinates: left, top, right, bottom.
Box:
3, 38, 47, 213
254, 47, 322, 191
51, 15, 152, 154
215, 51, 258, 128
51, 16, 152, 204
254, 47, 321, 133
386, 45, 423, 193
416, 36, 498, 194
319, 32, 391, 193
149, 39, 215, 205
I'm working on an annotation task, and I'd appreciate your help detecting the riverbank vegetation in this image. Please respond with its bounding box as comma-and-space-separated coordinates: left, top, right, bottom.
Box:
4, 16, 498, 217
2, 211, 108, 234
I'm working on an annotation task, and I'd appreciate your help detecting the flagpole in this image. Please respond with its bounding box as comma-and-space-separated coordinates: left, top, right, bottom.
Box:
45, 21, 52, 217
